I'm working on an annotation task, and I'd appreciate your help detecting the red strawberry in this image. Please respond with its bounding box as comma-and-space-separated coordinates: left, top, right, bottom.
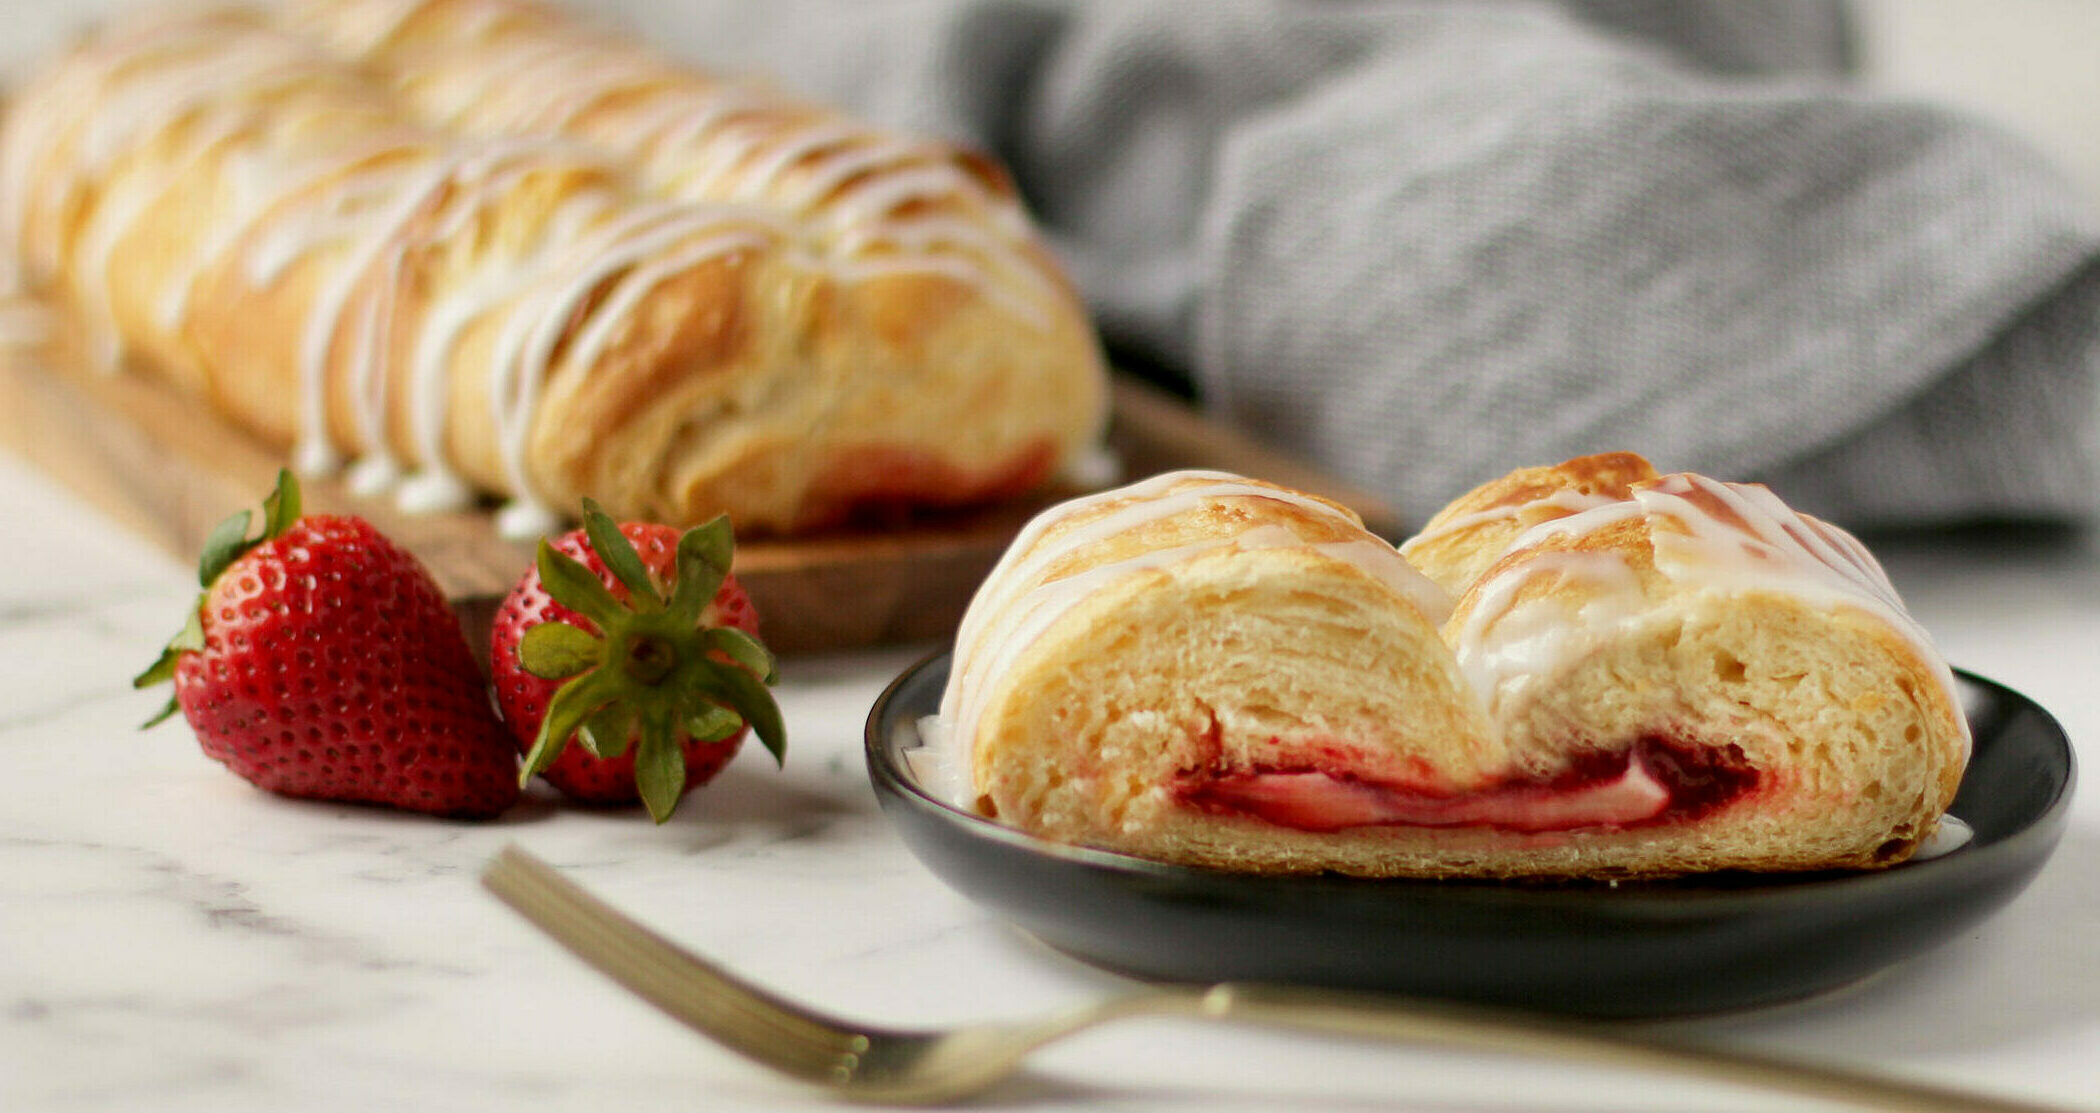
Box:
135, 471, 520, 818
490, 502, 784, 822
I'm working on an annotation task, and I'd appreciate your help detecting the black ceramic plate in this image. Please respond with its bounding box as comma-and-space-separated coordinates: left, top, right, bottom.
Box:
866, 653, 2075, 1018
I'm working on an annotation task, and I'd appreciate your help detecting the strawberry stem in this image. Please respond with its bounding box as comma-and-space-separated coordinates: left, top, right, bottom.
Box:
623, 634, 677, 685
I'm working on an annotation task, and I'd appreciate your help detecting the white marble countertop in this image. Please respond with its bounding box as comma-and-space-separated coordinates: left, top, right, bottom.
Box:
4, 448, 2097, 1113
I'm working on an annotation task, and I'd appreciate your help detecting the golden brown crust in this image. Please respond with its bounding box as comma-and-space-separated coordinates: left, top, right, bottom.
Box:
288, 0, 1109, 532
1401, 450, 1660, 596
4, 1, 1106, 537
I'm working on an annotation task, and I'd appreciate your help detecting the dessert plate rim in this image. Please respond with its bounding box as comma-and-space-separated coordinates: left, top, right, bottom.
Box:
864, 651, 2075, 1018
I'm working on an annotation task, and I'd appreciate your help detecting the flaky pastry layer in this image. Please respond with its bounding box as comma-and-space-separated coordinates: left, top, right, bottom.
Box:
930, 458, 1971, 879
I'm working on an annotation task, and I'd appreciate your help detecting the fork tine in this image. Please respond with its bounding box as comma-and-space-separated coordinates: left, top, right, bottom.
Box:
480, 844, 872, 1074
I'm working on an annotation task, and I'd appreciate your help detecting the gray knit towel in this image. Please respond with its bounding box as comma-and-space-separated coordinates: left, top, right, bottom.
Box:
570, 1, 2100, 528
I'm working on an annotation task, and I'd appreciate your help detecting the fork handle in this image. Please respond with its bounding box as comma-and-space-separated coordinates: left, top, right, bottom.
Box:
1109, 983, 2079, 1113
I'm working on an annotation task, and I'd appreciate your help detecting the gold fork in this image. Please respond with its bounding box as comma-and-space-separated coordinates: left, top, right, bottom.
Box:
480, 844, 2078, 1110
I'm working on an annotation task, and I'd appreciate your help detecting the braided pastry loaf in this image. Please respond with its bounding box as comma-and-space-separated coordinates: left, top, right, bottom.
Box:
0, 1, 1106, 538
926, 457, 1970, 879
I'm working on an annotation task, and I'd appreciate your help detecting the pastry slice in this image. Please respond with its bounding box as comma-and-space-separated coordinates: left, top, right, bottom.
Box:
927, 460, 1970, 878
1444, 464, 1971, 875
929, 469, 1501, 876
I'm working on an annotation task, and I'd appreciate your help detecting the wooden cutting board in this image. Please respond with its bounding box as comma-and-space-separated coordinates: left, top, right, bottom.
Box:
0, 317, 1403, 653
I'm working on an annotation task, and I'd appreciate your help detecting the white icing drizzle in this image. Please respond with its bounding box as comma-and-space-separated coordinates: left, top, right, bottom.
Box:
1910, 814, 1974, 861
291, 0, 1056, 326
0, 7, 820, 536
1639, 475, 1917, 636
1444, 498, 1650, 713
1635, 474, 1971, 757
1452, 473, 1970, 757
1, 1, 1087, 539
480, 203, 782, 529
2, 13, 317, 368
1400, 485, 1627, 555
385, 137, 592, 512
159, 144, 278, 330
280, 141, 460, 476
934, 471, 1449, 811
1451, 548, 1649, 715
903, 715, 979, 814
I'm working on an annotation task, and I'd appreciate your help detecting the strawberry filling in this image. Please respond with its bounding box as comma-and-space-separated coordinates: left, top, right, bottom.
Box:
801, 439, 1057, 529
1175, 736, 1756, 834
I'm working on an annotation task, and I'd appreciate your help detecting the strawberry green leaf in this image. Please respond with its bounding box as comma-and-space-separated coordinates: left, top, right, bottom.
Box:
667, 515, 733, 626
688, 666, 785, 766
534, 539, 625, 630
581, 498, 661, 609
172, 605, 206, 653
518, 502, 783, 817
197, 510, 254, 588
134, 606, 202, 687
579, 703, 635, 759
135, 607, 207, 726
140, 695, 181, 730
633, 706, 687, 824
133, 648, 180, 691
519, 621, 601, 679
261, 469, 301, 540
703, 626, 777, 684
520, 665, 624, 781
684, 702, 743, 743
142, 475, 300, 731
